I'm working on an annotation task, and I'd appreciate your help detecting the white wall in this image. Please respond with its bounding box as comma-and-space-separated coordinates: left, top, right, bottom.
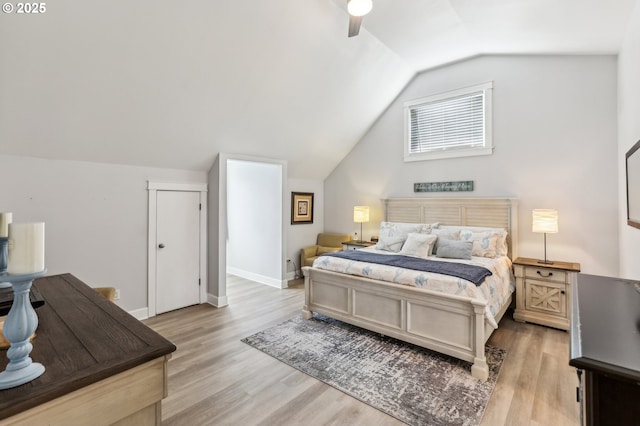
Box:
618, 1, 640, 280
325, 55, 619, 276
0, 155, 206, 311
0, 0, 414, 180
287, 178, 324, 278
207, 156, 225, 306
227, 159, 283, 286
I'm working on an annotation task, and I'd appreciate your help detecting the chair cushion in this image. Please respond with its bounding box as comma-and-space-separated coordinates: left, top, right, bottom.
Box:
303, 256, 319, 267
317, 246, 342, 255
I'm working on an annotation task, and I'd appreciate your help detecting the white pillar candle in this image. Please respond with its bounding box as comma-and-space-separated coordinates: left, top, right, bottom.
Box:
7, 222, 45, 275
0, 212, 12, 238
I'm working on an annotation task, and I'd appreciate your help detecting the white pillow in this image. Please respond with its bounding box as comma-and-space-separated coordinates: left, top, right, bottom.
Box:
399, 233, 438, 258
375, 222, 424, 252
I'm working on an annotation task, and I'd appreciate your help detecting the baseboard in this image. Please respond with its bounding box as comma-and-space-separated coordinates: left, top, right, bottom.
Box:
227, 266, 287, 289
208, 293, 228, 308
129, 307, 149, 320
285, 270, 302, 281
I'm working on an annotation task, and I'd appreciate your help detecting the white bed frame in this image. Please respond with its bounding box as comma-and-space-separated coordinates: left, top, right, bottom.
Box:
302, 197, 518, 381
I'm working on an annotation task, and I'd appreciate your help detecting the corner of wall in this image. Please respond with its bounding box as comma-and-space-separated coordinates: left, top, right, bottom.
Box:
207, 293, 228, 308
128, 307, 150, 321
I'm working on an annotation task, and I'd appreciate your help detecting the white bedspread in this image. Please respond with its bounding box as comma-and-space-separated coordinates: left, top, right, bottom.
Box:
312, 247, 515, 329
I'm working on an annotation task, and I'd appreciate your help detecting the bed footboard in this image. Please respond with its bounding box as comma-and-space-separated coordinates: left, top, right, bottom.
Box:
302, 266, 493, 381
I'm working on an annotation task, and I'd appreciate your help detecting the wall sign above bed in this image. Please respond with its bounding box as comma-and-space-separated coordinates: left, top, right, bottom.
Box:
414, 181, 474, 192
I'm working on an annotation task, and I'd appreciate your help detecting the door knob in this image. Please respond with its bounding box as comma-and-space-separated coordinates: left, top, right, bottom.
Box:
158, 243, 166, 249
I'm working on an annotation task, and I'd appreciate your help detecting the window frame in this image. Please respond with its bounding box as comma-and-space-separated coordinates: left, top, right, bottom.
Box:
403, 81, 493, 162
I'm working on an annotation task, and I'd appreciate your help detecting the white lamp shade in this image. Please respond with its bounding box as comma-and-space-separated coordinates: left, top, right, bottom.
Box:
347, 0, 373, 16
353, 206, 370, 223
532, 209, 558, 234
7, 222, 45, 274
0, 212, 12, 238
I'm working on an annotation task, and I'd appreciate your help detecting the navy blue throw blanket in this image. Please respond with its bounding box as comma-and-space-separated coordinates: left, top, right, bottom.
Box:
323, 250, 492, 286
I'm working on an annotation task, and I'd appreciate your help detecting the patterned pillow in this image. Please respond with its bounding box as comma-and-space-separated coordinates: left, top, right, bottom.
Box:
419, 222, 439, 233
375, 222, 424, 252
437, 226, 508, 257
495, 229, 508, 256
459, 230, 501, 258
399, 233, 438, 258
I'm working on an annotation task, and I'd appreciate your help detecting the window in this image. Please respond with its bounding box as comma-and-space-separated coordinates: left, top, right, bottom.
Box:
404, 82, 493, 162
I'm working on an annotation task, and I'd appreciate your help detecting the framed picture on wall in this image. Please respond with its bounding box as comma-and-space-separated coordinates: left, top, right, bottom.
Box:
626, 139, 640, 229
291, 192, 314, 224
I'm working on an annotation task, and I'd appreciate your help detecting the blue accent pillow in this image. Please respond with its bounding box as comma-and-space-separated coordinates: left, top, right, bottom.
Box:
435, 239, 473, 260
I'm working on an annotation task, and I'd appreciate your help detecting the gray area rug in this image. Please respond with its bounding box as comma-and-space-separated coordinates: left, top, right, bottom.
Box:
242, 314, 506, 426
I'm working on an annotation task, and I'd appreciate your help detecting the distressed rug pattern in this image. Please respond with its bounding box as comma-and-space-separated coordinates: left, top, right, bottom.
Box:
242, 314, 506, 426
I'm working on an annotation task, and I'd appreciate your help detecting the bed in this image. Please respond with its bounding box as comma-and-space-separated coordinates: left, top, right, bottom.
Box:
301, 197, 518, 381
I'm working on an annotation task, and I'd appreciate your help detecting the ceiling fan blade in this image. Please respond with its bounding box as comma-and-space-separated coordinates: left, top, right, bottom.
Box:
348, 15, 363, 37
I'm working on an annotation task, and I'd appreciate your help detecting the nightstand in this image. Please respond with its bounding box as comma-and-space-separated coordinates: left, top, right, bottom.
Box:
513, 257, 581, 330
342, 241, 375, 251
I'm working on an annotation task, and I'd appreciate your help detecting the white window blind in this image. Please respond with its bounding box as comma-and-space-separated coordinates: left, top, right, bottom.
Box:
404, 82, 493, 161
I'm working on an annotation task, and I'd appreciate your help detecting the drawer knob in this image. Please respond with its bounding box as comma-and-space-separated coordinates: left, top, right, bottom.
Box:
537, 270, 553, 278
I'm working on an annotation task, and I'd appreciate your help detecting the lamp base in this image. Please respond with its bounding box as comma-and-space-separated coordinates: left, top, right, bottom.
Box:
0, 269, 47, 389
537, 233, 554, 265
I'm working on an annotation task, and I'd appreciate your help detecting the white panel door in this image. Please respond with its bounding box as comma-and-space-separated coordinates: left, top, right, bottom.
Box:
156, 191, 201, 314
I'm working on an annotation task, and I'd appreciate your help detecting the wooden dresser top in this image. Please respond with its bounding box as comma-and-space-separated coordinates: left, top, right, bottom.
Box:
569, 273, 640, 381
0, 273, 176, 420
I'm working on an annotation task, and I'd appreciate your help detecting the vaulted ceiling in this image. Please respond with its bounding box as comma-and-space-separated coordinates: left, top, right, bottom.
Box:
0, 0, 637, 179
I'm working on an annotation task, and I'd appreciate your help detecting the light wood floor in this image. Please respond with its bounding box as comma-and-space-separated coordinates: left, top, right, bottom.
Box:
144, 276, 579, 425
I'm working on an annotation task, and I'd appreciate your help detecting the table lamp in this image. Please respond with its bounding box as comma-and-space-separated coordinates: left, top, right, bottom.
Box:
353, 206, 369, 243
532, 209, 558, 264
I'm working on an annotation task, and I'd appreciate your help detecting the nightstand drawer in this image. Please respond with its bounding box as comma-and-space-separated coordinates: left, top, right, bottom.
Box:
342, 241, 375, 251
524, 267, 567, 283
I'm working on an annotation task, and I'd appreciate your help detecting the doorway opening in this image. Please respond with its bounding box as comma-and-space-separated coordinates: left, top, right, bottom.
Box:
226, 159, 284, 288
209, 154, 287, 307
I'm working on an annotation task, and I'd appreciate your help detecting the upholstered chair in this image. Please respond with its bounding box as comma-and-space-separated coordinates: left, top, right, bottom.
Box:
94, 287, 116, 302
300, 232, 352, 269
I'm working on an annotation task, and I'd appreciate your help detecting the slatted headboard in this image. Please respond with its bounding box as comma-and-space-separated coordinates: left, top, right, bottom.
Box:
382, 197, 519, 259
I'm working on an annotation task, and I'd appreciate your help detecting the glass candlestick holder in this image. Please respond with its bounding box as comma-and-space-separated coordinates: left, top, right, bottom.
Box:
0, 269, 46, 389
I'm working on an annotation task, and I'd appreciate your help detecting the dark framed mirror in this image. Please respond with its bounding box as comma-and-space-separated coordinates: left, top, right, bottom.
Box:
626, 139, 640, 229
